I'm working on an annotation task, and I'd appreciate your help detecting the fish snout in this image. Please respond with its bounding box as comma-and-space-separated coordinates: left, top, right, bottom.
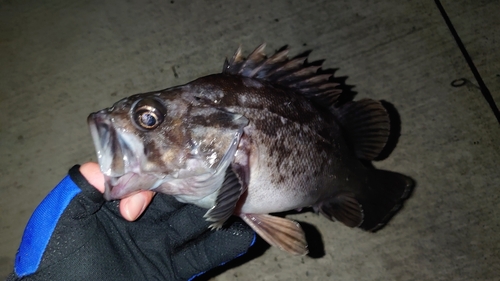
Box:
87, 109, 112, 125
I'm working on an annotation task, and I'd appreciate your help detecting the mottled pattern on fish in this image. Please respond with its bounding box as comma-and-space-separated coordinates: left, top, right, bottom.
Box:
184, 75, 350, 214
88, 44, 414, 255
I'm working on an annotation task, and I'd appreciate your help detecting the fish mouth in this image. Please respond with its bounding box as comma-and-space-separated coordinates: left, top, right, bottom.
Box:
88, 111, 153, 200
103, 172, 162, 200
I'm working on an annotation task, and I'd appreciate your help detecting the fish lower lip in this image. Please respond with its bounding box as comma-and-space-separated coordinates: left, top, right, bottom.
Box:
103, 174, 130, 200
103, 173, 162, 200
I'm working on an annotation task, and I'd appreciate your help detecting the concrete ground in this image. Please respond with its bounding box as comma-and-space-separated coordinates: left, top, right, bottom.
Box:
1, 0, 499, 280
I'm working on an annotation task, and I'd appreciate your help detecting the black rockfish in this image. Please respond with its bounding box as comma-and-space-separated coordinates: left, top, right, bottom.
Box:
87, 44, 414, 255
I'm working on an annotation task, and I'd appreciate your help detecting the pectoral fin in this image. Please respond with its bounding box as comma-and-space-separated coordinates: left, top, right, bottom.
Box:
241, 213, 308, 256
204, 167, 245, 229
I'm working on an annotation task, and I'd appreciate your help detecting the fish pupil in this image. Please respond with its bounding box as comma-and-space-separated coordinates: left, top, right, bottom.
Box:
140, 112, 157, 127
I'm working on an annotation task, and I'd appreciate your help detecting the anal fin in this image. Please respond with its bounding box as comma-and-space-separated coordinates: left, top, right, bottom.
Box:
204, 167, 245, 229
240, 213, 308, 256
316, 170, 415, 232
317, 192, 363, 227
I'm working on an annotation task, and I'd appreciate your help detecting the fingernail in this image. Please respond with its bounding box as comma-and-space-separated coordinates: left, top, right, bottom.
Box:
124, 196, 147, 221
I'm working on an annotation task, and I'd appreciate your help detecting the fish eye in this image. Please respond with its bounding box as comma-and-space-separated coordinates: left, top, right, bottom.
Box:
137, 107, 159, 128
132, 98, 166, 130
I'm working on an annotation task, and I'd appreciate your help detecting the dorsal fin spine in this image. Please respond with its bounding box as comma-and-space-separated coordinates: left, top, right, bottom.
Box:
223, 44, 344, 108
223, 44, 392, 161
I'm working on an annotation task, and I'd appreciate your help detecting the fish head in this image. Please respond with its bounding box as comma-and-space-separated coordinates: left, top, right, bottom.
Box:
87, 83, 248, 202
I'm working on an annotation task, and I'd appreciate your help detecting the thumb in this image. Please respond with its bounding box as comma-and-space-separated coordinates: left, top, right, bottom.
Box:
79, 162, 105, 193
79, 162, 155, 221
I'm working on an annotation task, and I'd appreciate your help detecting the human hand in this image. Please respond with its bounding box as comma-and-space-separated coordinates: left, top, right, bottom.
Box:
8, 164, 255, 281
79, 162, 155, 221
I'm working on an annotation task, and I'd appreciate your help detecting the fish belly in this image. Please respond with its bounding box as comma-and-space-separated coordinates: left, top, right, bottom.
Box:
238, 168, 321, 214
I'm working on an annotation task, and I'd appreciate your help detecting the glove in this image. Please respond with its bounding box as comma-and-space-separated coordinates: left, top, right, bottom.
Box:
7, 165, 255, 281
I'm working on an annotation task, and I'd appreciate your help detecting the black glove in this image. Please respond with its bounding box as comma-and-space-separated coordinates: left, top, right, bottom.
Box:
8, 165, 255, 281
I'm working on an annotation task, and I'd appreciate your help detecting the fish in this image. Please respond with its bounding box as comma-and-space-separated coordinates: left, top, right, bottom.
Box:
87, 44, 414, 256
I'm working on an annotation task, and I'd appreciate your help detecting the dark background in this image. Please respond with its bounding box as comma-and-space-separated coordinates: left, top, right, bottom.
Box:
1, 0, 498, 280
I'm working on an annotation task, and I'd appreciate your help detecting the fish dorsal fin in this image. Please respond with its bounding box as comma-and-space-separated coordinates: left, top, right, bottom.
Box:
222, 44, 344, 108
333, 99, 390, 160
222, 45, 389, 160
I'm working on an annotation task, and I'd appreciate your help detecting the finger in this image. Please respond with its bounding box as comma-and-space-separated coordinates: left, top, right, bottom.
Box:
173, 219, 256, 280
162, 204, 211, 247
120, 191, 156, 221
79, 162, 105, 193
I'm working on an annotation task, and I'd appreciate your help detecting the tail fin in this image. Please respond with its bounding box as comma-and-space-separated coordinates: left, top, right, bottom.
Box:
317, 170, 414, 232
358, 170, 414, 231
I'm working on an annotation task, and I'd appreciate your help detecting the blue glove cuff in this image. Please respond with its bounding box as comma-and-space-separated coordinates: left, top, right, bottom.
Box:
15, 174, 81, 277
